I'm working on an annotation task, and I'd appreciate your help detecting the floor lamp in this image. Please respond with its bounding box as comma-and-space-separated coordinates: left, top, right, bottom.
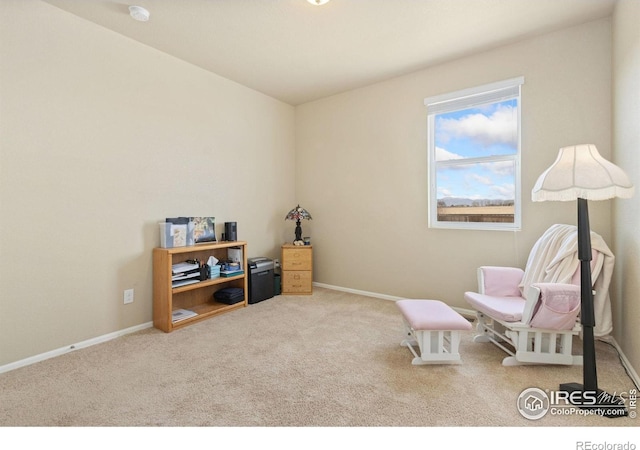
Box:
532, 144, 634, 417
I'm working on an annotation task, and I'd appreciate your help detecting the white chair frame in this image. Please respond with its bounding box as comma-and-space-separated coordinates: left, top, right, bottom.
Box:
473, 313, 582, 366
468, 274, 583, 366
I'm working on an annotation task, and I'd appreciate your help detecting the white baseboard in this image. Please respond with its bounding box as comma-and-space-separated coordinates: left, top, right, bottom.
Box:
597, 335, 640, 390
314, 281, 639, 389
313, 282, 405, 301
312, 282, 477, 318
0, 322, 153, 375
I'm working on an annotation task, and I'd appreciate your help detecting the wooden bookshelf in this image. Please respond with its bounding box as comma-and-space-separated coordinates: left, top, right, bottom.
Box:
153, 241, 248, 332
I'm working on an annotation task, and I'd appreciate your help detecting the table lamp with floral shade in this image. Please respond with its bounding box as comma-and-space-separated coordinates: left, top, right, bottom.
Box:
285, 205, 312, 245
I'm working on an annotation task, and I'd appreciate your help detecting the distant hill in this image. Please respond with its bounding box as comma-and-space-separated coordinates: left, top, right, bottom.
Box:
438, 197, 514, 207
439, 197, 474, 206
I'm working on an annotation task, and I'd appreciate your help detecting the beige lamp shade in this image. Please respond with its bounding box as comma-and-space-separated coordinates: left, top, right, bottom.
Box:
532, 144, 634, 202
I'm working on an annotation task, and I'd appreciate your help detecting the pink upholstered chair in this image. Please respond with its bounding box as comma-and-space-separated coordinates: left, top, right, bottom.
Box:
464, 224, 614, 366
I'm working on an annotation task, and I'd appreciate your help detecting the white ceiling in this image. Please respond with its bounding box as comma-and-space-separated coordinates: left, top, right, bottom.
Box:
42, 0, 617, 105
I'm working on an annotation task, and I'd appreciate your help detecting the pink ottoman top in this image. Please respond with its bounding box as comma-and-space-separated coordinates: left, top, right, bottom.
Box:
396, 299, 472, 331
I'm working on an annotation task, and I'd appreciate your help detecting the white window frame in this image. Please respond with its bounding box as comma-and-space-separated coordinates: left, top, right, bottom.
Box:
424, 77, 524, 231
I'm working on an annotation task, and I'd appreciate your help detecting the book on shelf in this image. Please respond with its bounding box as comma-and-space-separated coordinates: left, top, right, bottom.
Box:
171, 269, 201, 281
172, 278, 200, 288
172, 262, 200, 274
171, 262, 202, 286
220, 270, 244, 278
172, 308, 197, 323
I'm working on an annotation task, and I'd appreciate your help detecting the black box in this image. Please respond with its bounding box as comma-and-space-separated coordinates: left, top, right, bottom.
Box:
214, 287, 244, 305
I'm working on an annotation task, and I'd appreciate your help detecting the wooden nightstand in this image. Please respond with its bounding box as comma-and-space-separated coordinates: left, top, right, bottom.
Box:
281, 244, 313, 295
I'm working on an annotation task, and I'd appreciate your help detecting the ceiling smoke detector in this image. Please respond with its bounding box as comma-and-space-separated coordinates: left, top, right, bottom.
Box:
307, 0, 330, 5
129, 6, 150, 22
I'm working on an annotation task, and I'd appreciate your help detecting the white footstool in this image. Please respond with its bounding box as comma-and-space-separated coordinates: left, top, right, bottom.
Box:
396, 299, 472, 365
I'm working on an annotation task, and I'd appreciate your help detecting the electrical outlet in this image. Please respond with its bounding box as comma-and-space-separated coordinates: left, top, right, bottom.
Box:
274, 259, 280, 268
123, 289, 134, 304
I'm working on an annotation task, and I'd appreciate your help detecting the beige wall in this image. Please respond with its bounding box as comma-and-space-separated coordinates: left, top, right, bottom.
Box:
296, 19, 613, 305
0, 0, 296, 366
612, 0, 640, 377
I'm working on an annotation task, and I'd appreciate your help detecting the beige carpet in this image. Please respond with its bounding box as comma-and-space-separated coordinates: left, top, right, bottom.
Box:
0, 287, 637, 428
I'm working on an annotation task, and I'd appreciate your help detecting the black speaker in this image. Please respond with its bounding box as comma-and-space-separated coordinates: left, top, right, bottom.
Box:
224, 222, 237, 241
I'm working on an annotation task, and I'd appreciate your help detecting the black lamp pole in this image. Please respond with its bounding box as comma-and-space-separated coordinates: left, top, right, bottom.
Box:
559, 198, 627, 417
295, 219, 302, 242
573, 198, 597, 390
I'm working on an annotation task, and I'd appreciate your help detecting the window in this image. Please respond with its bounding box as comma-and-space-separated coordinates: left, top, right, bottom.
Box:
424, 77, 524, 230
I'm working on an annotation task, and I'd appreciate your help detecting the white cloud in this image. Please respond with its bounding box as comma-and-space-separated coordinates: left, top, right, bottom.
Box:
439, 105, 517, 147
438, 187, 453, 197
468, 173, 493, 185
480, 160, 514, 176
490, 183, 515, 199
436, 146, 463, 160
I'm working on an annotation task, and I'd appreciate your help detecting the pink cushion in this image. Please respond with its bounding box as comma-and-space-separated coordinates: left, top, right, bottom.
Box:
396, 299, 472, 331
529, 283, 581, 330
479, 266, 524, 297
464, 292, 525, 322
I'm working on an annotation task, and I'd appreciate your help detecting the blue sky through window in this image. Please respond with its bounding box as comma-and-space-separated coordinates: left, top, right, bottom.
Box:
436, 160, 516, 201
435, 99, 517, 201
